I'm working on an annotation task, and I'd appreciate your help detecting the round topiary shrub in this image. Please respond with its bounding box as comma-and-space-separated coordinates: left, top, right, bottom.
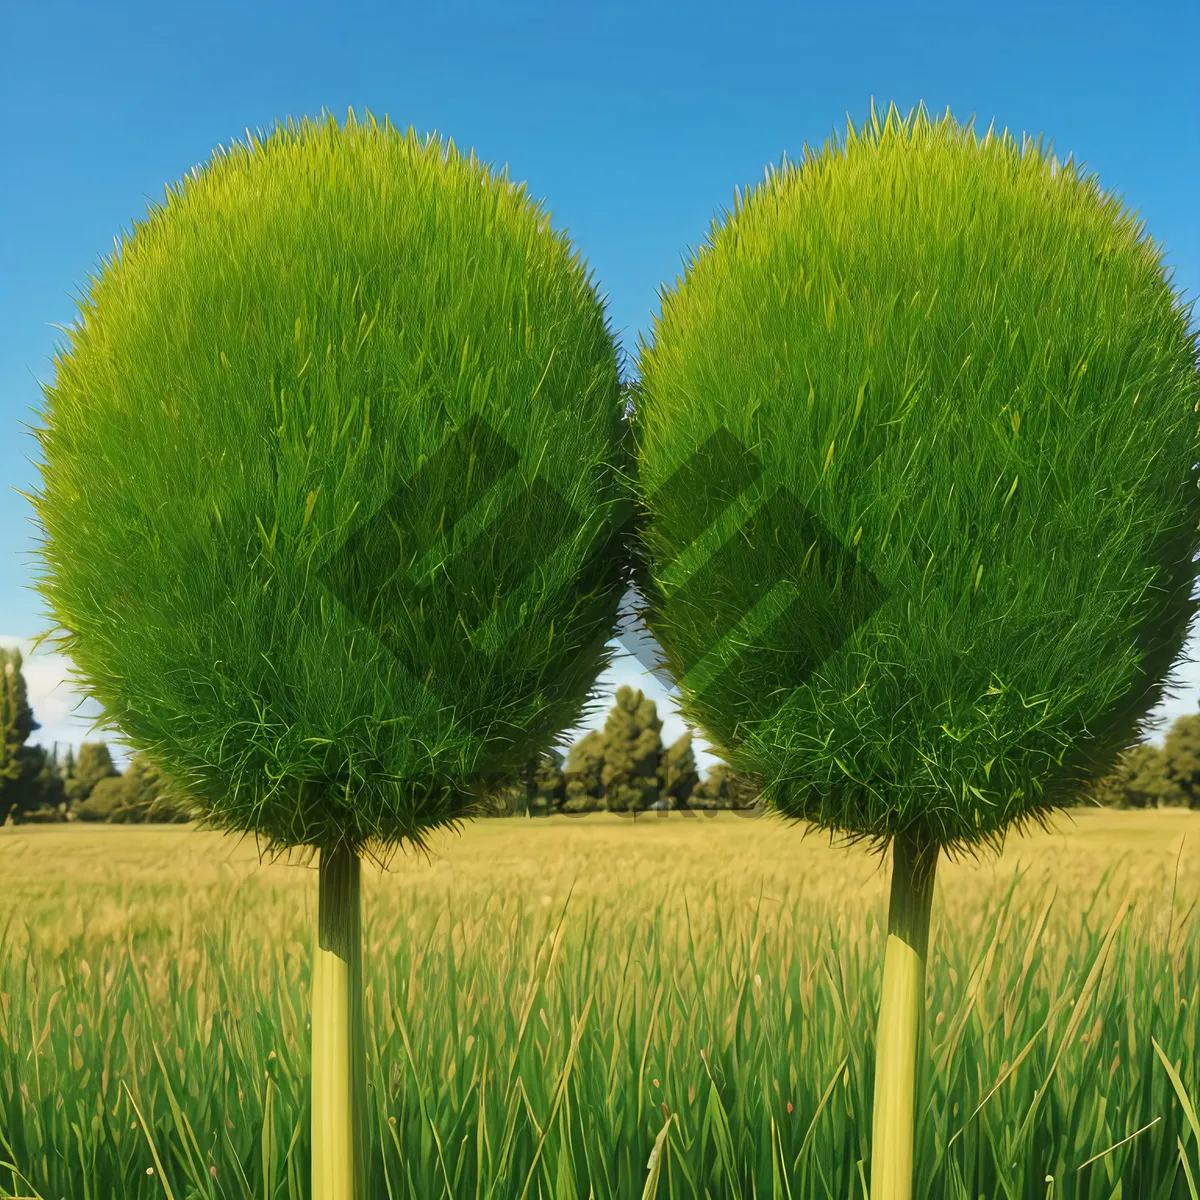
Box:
625, 99, 1200, 1196
21, 107, 635, 1197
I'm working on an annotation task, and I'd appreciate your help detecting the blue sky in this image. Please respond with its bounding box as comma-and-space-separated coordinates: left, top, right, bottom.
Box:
2, 0, 1197, 775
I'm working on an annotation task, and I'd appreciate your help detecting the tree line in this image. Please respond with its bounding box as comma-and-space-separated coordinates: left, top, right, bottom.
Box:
4, 645, 1199, 824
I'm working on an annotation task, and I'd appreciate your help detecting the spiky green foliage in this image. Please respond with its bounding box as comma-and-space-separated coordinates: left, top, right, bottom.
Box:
626, 99, 1200, 860
19, 107, 635, 860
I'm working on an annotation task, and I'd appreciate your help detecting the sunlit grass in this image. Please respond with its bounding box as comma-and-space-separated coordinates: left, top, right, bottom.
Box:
2, 808, 1198, 1198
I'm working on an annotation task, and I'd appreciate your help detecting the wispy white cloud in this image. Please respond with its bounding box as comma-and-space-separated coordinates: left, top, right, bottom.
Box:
0, 635, 135, 769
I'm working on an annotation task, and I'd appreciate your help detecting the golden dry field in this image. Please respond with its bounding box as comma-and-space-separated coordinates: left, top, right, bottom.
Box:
2, 808, 1198, 1198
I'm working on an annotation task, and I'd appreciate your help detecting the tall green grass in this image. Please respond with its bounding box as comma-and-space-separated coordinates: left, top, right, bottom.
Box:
1, 812, 1197, 1198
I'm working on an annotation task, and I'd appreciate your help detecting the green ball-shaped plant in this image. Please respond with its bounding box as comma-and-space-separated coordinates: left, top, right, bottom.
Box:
25, 108, 633, 857
20, 107, 634, 1198
625, 100, 1200, 1195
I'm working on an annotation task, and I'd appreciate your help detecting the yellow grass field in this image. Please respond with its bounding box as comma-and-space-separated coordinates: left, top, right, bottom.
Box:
2, 808, 1198, 1198
5, 806, 1197, 937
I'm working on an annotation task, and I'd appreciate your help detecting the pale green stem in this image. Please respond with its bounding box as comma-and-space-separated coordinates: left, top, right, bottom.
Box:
312, 842, 367, 1200
870, 831, 938, 1200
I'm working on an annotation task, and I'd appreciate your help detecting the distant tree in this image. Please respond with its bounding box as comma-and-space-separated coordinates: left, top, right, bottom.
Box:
1, 648, 39, 769
0, 651, 73, 823
75, 774, 129, 822
691, 762, 761, 810
601, 685, 665, 811
52, 744, 78, 815
1085, 739, 1185, 809
114, 751, 194, 822
63, 742, 119, 807
1086, 761, 1126, 808
75, 752, 199, 823
32, 743, 68, 813
1120, 744, 1175, 809
657, 730, 701, 809
3, 744, 71, 821
1, 648, 41, 818
562, 729, 608, 812
532, 747, 566, 813
477, 747, 566, 817
524, 694, 739, 817
514, 755, 535, 817
1161, 713, 1200, 809
686, 769, 721, 811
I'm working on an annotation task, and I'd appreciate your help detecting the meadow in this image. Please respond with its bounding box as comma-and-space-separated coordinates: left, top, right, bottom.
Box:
1, 807, 1198, 1199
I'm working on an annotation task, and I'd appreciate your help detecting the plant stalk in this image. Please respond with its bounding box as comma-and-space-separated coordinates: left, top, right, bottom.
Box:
870, 830, 938, 1200
313, 841, 366, 1200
